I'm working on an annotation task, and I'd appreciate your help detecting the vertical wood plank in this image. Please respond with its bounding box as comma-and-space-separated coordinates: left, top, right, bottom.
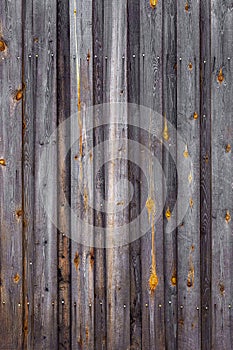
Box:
211, 1, 233, 348
57, 0, 71, 348
103, 1, 130, 349
140, 1, 165, 349
70, 0, 94, 348
92, 0, 107, 349
23, 0, 58, 347
0, 1, 23, 348
127, 1, 142, 349
200, 0, 212, 348
162, 0, 178, 348
177, 1, 201, 348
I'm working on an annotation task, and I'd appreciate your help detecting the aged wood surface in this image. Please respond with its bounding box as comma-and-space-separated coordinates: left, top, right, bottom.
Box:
0, 0, 233, 349
177, 1, 201, 349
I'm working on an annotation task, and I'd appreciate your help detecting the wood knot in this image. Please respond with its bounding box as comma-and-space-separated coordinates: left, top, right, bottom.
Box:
165, 207, 171, 220
0, 159, 6, 166
217, 68, 224, 84
185, 2, 189, 12
188, 62, 193, 70
226, 144, 231, 153
150, 0, 158, 8
193, 112, 198, 120
15, 89, 23, 101
0, 39, 7, 52
171, 274, 177, 286
225, 211, 231, 223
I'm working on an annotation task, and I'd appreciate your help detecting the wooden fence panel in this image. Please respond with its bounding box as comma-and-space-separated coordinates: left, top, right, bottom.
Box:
0, 1, 232, 349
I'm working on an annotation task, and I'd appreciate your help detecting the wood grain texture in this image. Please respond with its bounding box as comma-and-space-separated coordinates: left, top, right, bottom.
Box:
70, 0, 95, 349
22, 0, 58, 348
200, 0, 212, 348
140, 1, 165, 349
211, 1, 233, 349
162, 0, 178, 348
57, 0, 71, 348
0, 1, 23, 348
0, 1, 233, 349
127, 1, 142, 349
103, 1, 130, 349
177, 1, 201, 349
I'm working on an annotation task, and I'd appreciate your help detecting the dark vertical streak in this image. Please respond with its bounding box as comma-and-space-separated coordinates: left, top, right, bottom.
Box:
127, 0, 142, 348
57, 0, 71, 348
200, 0, 212, 348
162, 0, 178, 348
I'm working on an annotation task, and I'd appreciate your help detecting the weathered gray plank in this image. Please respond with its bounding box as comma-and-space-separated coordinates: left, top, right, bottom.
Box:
211, 1, 233, 348
139, 1, 165, 349
70, 0, 94, 348
22, 0, 58, 348
177, 1, 201, 348
0, 1, 23, 348
162, 0, 178, 348
92, 0, 107, 349
102, 1, 130, 349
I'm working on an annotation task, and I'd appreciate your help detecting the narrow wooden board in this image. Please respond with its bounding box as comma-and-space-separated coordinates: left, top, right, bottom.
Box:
57, 0, 71, 348
70, 0, 95, 348
177, 1, 201, 348
139, 1, 165, 348
211, 1, 233, 348
23, 0, 58, 347
162, 0, 178, 348
0, 1, 23, 348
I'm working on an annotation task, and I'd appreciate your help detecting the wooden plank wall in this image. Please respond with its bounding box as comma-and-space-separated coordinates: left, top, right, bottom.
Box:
0, 0, 232, 349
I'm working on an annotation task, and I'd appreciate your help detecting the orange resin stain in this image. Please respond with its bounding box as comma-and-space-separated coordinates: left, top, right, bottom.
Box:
0, 159, 6, 166
225, 211, 231, 223
171, 268, 177, 286
150, 0, 158, 8
163, 115, 169, 141
13, 273, 20, 283
193, 112, 198, 120
165, 207, 171, 220
0, 39, 6, 51
217, 68, 224, 84
183, 145, 189, 158
146, 197, 159, 292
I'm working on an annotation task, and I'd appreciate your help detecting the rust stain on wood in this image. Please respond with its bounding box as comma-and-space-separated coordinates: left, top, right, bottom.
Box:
74, 252, 80, 271
0, 38, 7, 51
217, 68, 224, 84
83, 187, 88, 211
